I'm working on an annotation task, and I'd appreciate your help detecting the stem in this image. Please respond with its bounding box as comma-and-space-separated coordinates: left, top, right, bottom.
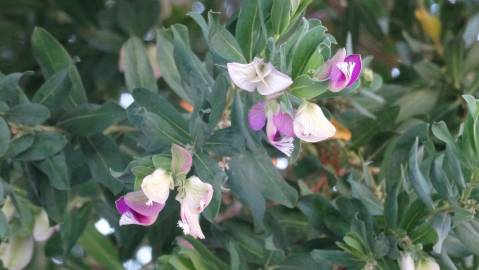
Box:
103, 124, 138, 135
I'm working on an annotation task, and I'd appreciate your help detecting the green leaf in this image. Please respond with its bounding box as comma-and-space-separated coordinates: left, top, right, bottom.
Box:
58, 102, 125, 136
410, 223, 437, 245
34, 152, 70, 190
172, 26, 214, 106
32, 68, 72, 111
298, 194, 349, 237
156, 28, 190, 102
17, 132, 67, 161
61, 204, 91, 255
123, 37, 158, 92
207, 13, 245, 63
289, 75, 328, 99
80, 136, 125, 194
235, 0, 260, 61
349, 178, 383, 216
4, 134, 34, 159
0, 72, 30, 105
0, 118, 10, 158
454, 221, 479, 256
116, 0, 158, 37
132, 88, 190, 137
292, 25, 327, 78
31, 27, 87, 107
78, 224, 124, 270
208, 74, 229, 129
408, 138, 433, 208
271, 0, 291, 36
5, 103, 50, 125
430, 155, 456, 201
311, 250, 361, 269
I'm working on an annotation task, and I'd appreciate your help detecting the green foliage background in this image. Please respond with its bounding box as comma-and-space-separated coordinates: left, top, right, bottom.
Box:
0, 0, 479, 269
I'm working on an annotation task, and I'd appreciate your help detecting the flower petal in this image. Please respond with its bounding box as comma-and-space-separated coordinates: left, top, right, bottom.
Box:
257, 64, 293, 95
141, 168, 173, 204
328, 62, 349, 92
33, 210, 56, 242
273, 112, 294, 137
344, 54, 362, 86
227, 61, 259, 92
293, 102, 336, 142
317, 48, 346, 80
124, 191, 164, 217
171, 144, 193, 176
266, 117, 294, 157
0, 236, 34, 270
248, 102, 266, 130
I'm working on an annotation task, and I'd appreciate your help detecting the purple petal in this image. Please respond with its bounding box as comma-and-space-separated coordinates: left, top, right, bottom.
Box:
328, 64, 348, 92
273, 113, 294, 137
124, 191, 164, 217
115, 197, 129, 214
317, 48, 346, 80
344, 54, 362, 86
248, 102, 266, 131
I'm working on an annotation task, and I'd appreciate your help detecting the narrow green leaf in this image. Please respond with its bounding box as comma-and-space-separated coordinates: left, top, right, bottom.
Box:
34, 152, 70, 190
235, 0, 260, 61
408, 138, 433, 208
271, 0, 291, 35
78, 225, 124, 270
123, 37, 158, 92
31, 27, 87, 107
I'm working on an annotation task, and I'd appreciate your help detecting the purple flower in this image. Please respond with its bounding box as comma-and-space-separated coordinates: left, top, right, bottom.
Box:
116, 191, 164, 226
248, 102, 295, 156
318, 48, 362, 92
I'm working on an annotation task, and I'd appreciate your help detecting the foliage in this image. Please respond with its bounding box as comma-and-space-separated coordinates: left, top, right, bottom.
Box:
0, 0, 479, 270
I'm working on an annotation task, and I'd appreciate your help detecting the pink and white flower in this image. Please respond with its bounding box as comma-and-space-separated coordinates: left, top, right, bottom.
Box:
248, 101, 295, 156
115, 191, 164, 226
176, 176, 213, 239
171, 144, 193, 177
227, 58, 293, 96
293, 102, 336, 143
318, 48, 362, 92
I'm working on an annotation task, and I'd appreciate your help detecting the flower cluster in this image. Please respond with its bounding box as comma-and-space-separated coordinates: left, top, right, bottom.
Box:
227, 48, 362, 156
115, 144, 213, 239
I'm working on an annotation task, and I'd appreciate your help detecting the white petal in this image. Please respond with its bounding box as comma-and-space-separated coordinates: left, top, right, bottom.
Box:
141, 169, 173, 204
293, 102, 336, 143
256, 64, 293, 96
119, 212, 140, 226
33, 210, 56, 242
0, 236, 34, 270
399, 253, 415, 270
227, 61, 258, 92
181, 176, 213, 214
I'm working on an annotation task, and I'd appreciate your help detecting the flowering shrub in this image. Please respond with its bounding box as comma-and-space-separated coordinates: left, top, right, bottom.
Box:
0, 0, 479, 270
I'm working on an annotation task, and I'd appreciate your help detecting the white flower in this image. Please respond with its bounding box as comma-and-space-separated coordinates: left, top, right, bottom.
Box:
293, 102, 336, 142
176, 176, 213, 239
400, 253, 416, 270
33, 210, 56, 242
0, 236, 34, 270
227, 57, 293, 96
141, 168, 174, 204
417, 257, 440, 270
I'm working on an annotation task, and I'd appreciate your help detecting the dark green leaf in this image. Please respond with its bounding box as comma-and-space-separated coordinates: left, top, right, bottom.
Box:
408, 138, 433, 208
61, 204, 91, 255
123, 37, 158, 92
32, 68, 72, 111
31, 27, 87, 107
58, 102, 125, 136
34, 152, 70, 190
292, 25, 326, 78
5, 103, 50, 125
80, 136, 125, 194
0, 118, 10, 157
235, 0, 260, 61
17, 132, 67, 161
